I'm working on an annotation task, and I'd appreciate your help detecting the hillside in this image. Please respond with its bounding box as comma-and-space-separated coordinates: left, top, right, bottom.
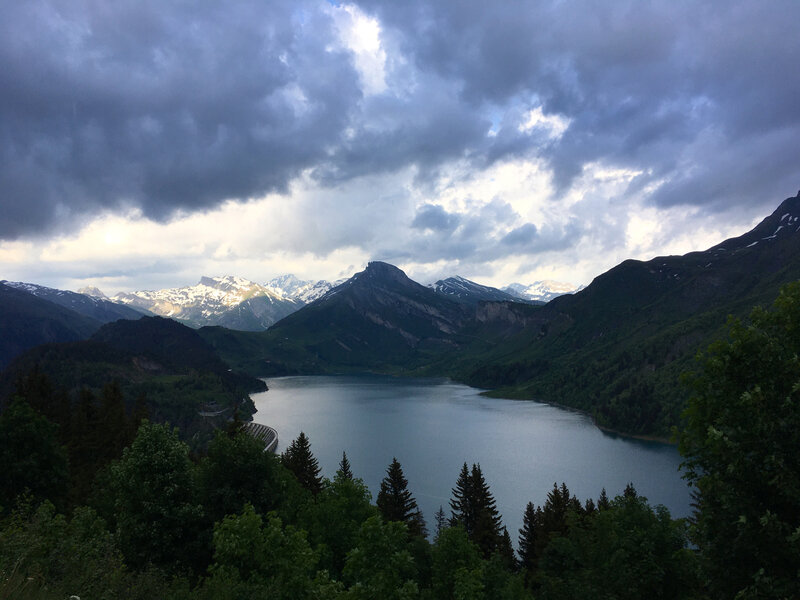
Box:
0, 316, 265, 438
2, 280, 148, 322
449, 191, 800, 435
0, 282, 103, 370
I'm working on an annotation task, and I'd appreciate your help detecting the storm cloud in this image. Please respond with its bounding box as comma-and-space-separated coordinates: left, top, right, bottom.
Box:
1, 0, 798, 276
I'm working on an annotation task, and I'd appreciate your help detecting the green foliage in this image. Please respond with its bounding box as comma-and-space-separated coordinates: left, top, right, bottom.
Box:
282, 431, 323, 495
430, 526, 484, 600
343, 516, 419, 599
377, 457, 426, 538
199, 429, 290, 524
535, 494, 698, 600
0, 500, 188, 599
0, 399, 68, 512
302, 475, 377, 578
679, 281, 800, 599
97, 422, 206, 572
205, 504, 326, 600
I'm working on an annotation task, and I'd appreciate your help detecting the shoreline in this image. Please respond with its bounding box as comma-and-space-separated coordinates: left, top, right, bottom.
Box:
478, 388, 677, 445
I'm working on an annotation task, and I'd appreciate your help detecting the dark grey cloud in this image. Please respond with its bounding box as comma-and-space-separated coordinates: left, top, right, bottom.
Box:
2, 0, 798, 242
501, 223, 538, 247
0, 0, 359, 238
357, 0, 800, 213
411, 203, 461, 232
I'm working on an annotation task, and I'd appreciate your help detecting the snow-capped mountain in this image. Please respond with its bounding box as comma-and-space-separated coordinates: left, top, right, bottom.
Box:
77, 285, 108, 299
502, 280, 583, 303
267, 274, 347, 304
112, 276, 302, 330
2, 280, 146, 322
429, 276, 529, 305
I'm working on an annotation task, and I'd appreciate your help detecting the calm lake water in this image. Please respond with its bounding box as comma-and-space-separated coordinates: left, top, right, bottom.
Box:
251, 375, 692, 541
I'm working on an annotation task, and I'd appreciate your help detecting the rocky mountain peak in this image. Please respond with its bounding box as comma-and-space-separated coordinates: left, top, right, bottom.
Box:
354, 261, 412, 286
77, 286, 108, 299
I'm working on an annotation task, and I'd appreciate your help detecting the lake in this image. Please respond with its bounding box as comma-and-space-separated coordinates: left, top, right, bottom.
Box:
250, 375, 692, 541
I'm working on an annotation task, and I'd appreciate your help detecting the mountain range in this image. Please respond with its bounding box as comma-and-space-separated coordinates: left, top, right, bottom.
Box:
199, 190, 800, 437
4, 190, 798, 438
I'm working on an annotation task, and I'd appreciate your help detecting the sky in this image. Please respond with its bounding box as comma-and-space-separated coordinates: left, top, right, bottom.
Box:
0, 0, 798, 294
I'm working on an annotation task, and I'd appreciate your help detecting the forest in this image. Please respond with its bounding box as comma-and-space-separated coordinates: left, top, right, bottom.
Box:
1, 284, 799, 599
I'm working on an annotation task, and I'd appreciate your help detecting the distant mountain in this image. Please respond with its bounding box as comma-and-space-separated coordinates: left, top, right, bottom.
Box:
267, 274, 347, 304
502, 280, 581, 303
429, 276, 534, 305
112, 276, 303, 330
2, 280, 147, 322
77, 285, 109, 299
0, 282, 102, 370
200, 261, 473, 374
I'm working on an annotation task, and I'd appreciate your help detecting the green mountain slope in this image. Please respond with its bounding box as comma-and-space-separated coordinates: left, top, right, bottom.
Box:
0, 316, 265, 439
449, 192, 800, 435
0, 282, 102, 370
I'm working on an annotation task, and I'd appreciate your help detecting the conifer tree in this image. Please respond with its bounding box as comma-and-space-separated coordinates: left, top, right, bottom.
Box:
498, 526, 516, 570
281, 431, 323, 495
336, 451, 353, 481
434, 505, 447, 541
518, 501, 540, 575
623, 482, 638, 499
597, 487, 610, 510
470, 463, 504, 557
449, 462, 504, 557
449, 462, 474, 531
376, 457, 426, 537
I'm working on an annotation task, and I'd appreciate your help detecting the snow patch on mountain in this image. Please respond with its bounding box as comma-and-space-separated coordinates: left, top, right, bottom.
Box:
502, 280, 583, 303
111, 275, 298, 322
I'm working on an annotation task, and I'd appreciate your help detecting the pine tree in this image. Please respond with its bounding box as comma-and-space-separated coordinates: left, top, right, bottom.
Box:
498, 526, 516, 570
597, 487, 610, 511
470, 463, 504, 557
449, 462, 474, 532
518, 501, 540, 575
623, 482, 638, 499
336, 451, 353, 481
434, 505, 447, 541
281, 431, 323, 495
376, 457, 426, 537
449, 462, 504, 557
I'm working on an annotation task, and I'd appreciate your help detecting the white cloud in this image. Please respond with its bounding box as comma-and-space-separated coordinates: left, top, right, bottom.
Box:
332, 3, 388, 95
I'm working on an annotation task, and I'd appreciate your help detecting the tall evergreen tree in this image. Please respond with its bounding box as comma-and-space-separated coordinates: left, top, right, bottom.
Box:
336, 450, 353, 481
518, 501, 540, 576
376, 457, 426, 537
449, 462, 474, 532
280, 431, 323, 495
498, 526, 516, 571
597, 487, 610, 511
434, 505, 447, 541
470, 463, 504, 558
449, 462, 504, 558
